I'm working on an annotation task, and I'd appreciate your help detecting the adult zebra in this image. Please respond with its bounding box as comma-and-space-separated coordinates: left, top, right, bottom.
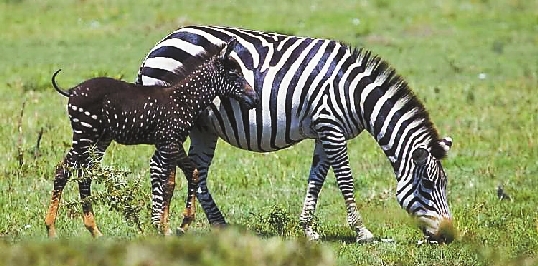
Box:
137, 25, 456, 243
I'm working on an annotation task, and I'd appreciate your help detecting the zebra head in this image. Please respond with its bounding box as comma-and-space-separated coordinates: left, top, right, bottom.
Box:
213, 37, 259, 109
397, 137, 455, 243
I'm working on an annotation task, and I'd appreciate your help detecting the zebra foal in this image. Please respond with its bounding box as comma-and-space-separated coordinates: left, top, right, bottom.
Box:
44, 38, 259, 238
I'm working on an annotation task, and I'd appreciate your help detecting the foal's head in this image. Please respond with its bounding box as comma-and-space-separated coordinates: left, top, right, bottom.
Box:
165, 37, 259, 109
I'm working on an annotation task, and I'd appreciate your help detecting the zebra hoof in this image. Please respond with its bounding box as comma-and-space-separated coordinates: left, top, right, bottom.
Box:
356, 227, 375, 243
210, 223, 228, 230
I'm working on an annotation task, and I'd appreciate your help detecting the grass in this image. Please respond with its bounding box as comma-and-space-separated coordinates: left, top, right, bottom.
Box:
1, 0, 537, 265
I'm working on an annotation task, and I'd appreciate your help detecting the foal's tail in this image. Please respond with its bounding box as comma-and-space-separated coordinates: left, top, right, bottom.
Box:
52, 69, 70, 97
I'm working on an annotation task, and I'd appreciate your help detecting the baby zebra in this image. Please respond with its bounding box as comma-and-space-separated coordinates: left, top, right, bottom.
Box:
45, 38, 259, 238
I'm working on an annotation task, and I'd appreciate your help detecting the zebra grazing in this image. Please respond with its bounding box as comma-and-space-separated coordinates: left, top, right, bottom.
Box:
45, 37, 259, 238
137, 26, 456, 243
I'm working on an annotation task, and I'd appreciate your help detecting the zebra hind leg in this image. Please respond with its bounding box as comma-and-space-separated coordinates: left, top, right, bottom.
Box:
299, 141, 329, 240
78, 174, 102, 237
77, 141, 109, 238
45, 151, 75, 238
318, 130, 374, 243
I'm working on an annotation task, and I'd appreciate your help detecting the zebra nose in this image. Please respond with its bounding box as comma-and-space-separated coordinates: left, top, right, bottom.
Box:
430, 218, 457, 244
241, 83, 259, 108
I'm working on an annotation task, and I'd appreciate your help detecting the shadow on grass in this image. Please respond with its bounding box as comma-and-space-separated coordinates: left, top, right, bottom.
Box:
230, 218, 359, 244
321, 234, 357, 243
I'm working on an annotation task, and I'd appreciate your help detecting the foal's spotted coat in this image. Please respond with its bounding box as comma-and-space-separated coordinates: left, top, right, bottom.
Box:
45, 38, 259, 237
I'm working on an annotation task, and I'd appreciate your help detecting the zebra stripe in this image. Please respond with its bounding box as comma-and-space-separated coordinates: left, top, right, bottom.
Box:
137, 25, 456, 243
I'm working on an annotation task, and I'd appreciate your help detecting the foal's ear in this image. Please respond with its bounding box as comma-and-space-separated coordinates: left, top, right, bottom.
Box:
219, 37, 238, 59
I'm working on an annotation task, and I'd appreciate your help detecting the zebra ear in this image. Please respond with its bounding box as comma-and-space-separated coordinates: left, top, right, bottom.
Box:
438, 137, 453, 152
412, 147, 429, 165
220, 37, 238, 59
430, 136, 453, 159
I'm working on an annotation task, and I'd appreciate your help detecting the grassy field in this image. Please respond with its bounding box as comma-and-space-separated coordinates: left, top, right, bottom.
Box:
1, 0, 537, 265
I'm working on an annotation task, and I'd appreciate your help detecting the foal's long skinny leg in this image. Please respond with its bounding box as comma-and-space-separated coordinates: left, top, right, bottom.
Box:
150, 151, 166, 227
78, 139, 110, 237
152, 143, 180, 235
78, 176, 101, 237
149, 149, 172, 235
176, 147, 198, 234
161, 167, 176, 236
45, 151, 75, 238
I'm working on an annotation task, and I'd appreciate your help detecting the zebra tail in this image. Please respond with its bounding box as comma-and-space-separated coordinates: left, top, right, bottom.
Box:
51, 69, 70, 97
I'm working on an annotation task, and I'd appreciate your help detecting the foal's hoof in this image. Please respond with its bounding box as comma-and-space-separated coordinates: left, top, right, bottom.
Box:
46, 227, 58, 239
92, 229, 104, 238
163, 228, 174, 237
47, 232, 59, 239
175, 227, 186, 236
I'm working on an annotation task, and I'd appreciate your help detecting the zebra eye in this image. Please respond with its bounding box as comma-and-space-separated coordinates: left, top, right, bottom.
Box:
422, 179, 435, 190
227, 70, 238, 78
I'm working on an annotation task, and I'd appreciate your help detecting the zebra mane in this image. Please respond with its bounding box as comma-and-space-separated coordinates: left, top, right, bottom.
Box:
157, 44, 224, 86
351, 47, 447, 159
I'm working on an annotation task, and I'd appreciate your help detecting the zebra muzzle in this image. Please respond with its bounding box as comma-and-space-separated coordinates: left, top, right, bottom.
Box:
421, 217, 457, 244
238, 82, 259, 109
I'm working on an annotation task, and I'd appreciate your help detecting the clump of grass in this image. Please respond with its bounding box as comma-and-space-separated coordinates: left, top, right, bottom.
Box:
247, 204, 305, 238
63, 156, 151, 233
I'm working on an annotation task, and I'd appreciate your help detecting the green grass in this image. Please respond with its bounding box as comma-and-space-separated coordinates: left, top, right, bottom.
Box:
1, 0, 537, 265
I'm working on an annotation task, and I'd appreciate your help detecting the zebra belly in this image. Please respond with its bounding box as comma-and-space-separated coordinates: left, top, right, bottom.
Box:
108, 127, 157, 145
203, 99, 314, 153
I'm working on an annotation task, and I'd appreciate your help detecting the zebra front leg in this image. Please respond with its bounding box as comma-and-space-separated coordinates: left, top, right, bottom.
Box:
178, 169, 198, 234
149, 150, 175, 234
45, 153, 75, 238
299, 141, 330, 241
318, 130, 374, 243
152, 143, 180, 235
149, 151, 165, 228
188, 127, 227, 226
177, 147, 198, 234
160, 167, 176, 236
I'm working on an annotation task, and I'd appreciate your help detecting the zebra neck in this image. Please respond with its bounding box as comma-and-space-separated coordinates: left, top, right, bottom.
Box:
172, 78, 217, 114
377, 124, 433, 179
357, 78, 437, 180
347, 49, 442, 180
